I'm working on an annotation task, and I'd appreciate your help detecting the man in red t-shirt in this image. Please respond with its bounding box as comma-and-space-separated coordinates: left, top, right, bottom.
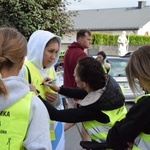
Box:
63, 29, 91, 141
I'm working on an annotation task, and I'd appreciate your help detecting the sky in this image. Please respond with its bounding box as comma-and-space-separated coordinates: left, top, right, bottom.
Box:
66, 0, 150, 10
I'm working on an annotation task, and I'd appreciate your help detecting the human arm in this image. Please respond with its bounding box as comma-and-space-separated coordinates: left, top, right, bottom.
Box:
42, 99, 109, 123
103, 60, 111, 71
43, 79, 87, 99
23, 95, 52, 149
107, 96, 150, 150
59, 87, 87, 99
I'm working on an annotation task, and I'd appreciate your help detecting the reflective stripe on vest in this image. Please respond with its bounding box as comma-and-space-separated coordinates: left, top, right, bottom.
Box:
50, 120, 55, 140
133, 134, 150, 150
25, 60, 55, 99
83, 105, 127, 142
102, 64, 107, 73
120, 85, 125, 94
24, 60, 56, 141
0, 92, 32, 150
132, 94, 150, 150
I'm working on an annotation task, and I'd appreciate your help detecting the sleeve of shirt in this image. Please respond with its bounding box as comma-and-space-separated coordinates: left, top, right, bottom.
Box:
24, 95, 52, 149
42, 99, 109, 123
107, 96, 150, 150
59, 87, 88, 99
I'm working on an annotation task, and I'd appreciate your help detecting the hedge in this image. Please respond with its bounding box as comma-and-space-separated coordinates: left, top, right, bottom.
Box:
92, 32, 150, 45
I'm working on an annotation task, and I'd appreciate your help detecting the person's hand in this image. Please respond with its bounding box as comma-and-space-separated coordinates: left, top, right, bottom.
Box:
127, 142, 133, 149
42, 77, 52, 83
29, 83, 38, 95
45, 92, 57, 103
43, 79, 60, 92
104, 61, 111, 70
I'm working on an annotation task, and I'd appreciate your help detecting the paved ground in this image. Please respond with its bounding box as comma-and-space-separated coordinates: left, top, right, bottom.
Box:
65, 123, 83, 150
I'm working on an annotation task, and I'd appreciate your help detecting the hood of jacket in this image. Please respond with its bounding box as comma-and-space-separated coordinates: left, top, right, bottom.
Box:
0, 76, 30, 111
27, 30, 61, 69
68, 41, 84, 50
79, 75, 125, 110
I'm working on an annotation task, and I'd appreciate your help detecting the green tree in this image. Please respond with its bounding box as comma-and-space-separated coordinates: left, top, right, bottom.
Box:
0, 0, 75, 39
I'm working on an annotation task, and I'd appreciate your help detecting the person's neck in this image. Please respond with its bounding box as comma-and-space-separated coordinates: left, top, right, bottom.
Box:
1, 68, 19, 78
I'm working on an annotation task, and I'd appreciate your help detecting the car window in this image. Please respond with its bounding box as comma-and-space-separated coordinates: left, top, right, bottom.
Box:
108, 58, 128, 77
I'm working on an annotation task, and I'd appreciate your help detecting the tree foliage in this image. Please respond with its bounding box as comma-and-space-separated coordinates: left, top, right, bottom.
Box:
0, 0, 75, 39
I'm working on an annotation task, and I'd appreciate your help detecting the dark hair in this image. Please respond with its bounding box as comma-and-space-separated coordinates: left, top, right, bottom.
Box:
46, 37, 60, 47
77, 56, 106, 90
97, 51, 106, 60
76, 29, 91, 40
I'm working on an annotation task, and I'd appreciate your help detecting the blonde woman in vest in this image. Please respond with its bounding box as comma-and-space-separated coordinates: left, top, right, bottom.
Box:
107, 45, 150, 150
19, 30, 65, 150
0, 27, 51, 149
41, 56, 127, 149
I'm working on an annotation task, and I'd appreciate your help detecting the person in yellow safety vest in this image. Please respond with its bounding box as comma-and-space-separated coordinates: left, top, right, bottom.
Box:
19, 30, 65, 150
40, 56, 127, 147
0, 27, 51, 149
96, 51, 125, 95
96, 51, 111, 74
107, 45, 150, 150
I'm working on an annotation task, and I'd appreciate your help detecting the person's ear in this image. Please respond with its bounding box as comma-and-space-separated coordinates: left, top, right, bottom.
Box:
82, 82, 86, 88
78, 38, 83, 45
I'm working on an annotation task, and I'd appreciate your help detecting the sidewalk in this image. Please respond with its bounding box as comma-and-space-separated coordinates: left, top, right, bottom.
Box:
65, 123, 83, 150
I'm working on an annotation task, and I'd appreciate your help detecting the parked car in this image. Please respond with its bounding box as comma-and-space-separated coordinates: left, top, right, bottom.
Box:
93, 55, 135, 102
107, 56, 135, 102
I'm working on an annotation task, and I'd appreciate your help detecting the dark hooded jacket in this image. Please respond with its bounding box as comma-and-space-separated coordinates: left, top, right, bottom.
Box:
42, 75, 125, 123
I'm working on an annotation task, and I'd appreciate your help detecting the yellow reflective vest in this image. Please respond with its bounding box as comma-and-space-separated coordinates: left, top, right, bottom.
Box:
25, 60, 56, 99
24, 60, 55, 140
83, 105, 127, 143
0, 92, 32, 150
102, 64, 107, 74
132, 94, 150, 150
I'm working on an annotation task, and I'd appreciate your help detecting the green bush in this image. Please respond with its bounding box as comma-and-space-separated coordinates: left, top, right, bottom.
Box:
92, 32, 150, 45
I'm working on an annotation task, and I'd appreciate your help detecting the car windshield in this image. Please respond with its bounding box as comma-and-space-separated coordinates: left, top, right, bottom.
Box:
108, 58, 128, 77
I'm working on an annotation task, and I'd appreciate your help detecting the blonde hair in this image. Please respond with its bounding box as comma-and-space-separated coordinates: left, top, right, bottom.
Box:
126, 45, 150, 93
0, 27, 27, 96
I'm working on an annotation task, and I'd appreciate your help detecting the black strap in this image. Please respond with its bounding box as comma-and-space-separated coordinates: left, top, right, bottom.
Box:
80, 141, 109, 150
25, 65, 31, 84
25, 65, 40, 95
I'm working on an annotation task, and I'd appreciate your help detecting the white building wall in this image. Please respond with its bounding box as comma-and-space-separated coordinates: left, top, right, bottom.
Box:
137, 21, 150, 35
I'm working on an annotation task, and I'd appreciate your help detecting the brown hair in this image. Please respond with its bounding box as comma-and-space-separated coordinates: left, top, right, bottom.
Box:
126, 45, 150, 93
76, 29, 91, 41
0, 27, 27, 96
46, 37, 60, 47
